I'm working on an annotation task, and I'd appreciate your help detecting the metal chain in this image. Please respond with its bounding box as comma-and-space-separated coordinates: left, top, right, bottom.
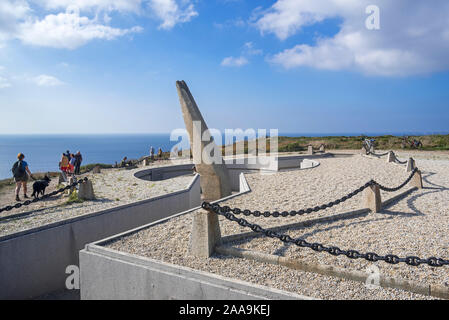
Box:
393, 153, 408, 165
367, 150, 390, 157
375, 168, 418, 192
204, 202, 449, 268
0, 177, 88, 214
207, 169, 419, 218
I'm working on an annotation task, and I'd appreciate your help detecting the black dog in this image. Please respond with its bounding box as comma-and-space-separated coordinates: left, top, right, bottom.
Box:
32, 176, 51, 199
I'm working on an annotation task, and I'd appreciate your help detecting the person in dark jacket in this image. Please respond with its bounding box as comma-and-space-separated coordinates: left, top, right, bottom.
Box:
74, 151, 83, 175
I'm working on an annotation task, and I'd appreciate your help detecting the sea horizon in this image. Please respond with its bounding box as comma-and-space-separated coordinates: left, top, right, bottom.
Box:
1, 131, 448, 180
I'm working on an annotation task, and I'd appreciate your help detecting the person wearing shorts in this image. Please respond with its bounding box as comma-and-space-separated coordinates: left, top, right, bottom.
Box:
12, 153, 32, 202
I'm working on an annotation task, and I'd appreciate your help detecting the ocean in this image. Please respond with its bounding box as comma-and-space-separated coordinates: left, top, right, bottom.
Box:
0, 134, 190, 180
1, 132, 445, 180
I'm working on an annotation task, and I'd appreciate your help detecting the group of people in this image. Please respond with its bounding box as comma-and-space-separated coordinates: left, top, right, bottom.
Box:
60, 150, 83, 175
149, 146, 163, 160
11, 150, 84, 201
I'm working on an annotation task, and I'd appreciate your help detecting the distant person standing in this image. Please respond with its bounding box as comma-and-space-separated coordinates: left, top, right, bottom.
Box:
150, 146, 155, 161
120, 157, 128, 167
157, 148, 163, 160
74, 151, 83, 175
11, 153, 33, 202
69, 154, 76, 174
60, 153, 70, 173
64, 150, 71, 161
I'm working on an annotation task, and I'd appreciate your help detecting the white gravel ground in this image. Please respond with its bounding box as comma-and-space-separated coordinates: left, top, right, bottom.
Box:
0, 163, 195, 237
107, 152, 449, 300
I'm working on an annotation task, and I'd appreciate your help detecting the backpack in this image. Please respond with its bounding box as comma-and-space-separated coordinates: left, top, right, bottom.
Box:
12, 160, 26, 178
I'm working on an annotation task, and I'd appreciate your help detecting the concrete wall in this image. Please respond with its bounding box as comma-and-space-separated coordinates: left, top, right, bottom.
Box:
80, 244, 312, 300
134, 164, 195, 181
0, 174, 200, 300
79, 172, 263, 300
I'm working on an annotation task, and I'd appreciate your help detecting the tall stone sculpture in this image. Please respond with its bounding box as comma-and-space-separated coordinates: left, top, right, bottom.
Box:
176, 80, 232, 201
176, 80, 231, 258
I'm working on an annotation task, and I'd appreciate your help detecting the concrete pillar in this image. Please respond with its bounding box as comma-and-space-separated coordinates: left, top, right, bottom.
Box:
387, 151, 395, 163
410, 169, 423, 189
363, 184, 382, 213
79, 180, 95, 200
58, 172, 67, 184
307, 145, 313, 155
406, 158, 415, 172
190, 209, 221, 258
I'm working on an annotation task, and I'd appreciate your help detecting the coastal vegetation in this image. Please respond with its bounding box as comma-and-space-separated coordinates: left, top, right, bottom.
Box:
222, 134, 449, 154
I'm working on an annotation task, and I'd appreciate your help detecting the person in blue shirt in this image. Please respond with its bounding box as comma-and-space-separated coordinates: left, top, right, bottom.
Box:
12, 153, 33, 202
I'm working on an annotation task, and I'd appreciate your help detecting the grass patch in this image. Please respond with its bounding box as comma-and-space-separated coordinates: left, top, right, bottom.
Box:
65, 190, 84, 205
80, 163, 113, 174
221, 134, 449, 154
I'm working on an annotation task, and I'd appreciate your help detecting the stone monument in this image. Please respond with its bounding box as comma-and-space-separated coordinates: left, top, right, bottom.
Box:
176, 80, 232, 258
176, 80, 232, 201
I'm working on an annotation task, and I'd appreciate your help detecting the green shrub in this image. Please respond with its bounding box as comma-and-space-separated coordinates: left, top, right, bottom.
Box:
65, 190, 84, 205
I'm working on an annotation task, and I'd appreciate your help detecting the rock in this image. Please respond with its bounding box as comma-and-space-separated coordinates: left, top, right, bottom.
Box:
92, 166, 101, 174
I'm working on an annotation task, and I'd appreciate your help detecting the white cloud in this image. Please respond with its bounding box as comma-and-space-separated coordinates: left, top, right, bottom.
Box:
221, 56, 248, 67
0, 76, 11, 88
257, 0, 449, 76
18, 8, 143, 49
32, 0, 143, 13
244, 42, 263, 56
221, 42, 262, 67
148, 0, 198, 30
0, 0, 198, 50
30, 74, 65, 86
0, 0, 30, 43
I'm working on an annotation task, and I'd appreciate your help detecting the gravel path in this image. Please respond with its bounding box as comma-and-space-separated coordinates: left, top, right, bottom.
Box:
107, 152, 448, 300
0, 162, 195, 237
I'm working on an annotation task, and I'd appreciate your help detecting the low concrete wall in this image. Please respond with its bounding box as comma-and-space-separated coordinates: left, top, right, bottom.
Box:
80, 172, 297, 300
80, 243, 312, 300
0, 174, 201, 300
134, 164, 195, 181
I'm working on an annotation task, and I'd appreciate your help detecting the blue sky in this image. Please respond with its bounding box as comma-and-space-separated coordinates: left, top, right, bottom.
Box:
1, 0, 449, 135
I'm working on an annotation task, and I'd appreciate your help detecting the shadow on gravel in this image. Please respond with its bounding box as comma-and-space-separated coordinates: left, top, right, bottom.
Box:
0, 197, 113, 223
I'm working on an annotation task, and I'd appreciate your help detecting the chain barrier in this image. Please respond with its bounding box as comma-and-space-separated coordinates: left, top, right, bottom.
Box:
0, 177, 88, 214
366, 150, 390, 157
203, 202, 449, 268
207, 168, 418, 218
393, 153, 408, 165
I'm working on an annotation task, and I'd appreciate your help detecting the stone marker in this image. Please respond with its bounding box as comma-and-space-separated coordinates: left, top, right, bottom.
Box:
78, 180, 95, 200
307, 145, 313, 155
58, 172, 67, 184
410, 169, 423, 189
319, 144, 325, 152
363, 184, 382, 213
176, 80, 232, 258
190, 208, 222, 258
92, 166, 101, 174
406, 158, 415, 172
387, 151, 395, 163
